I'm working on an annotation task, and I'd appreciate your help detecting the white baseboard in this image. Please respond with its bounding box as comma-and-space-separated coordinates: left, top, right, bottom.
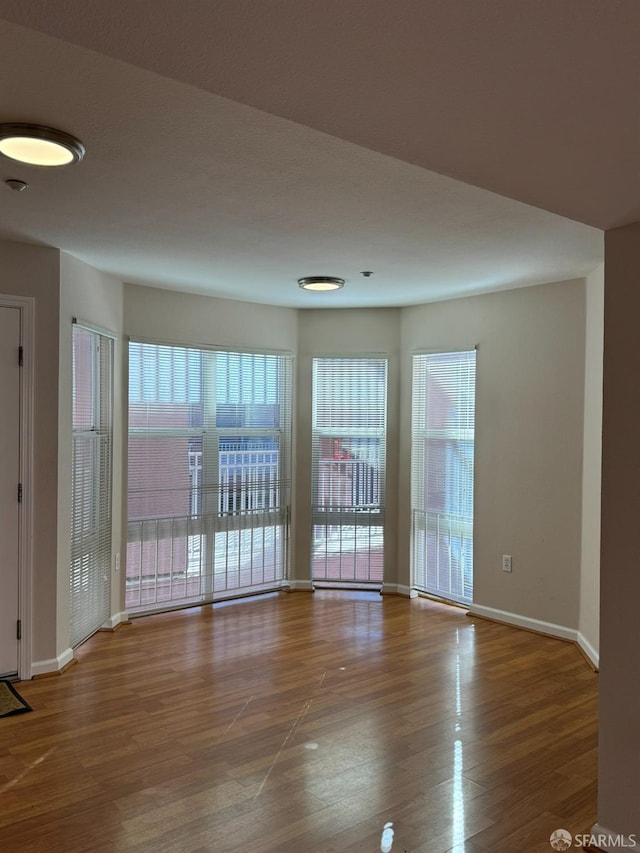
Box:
31, 646, 74, 677
101, 611, 129, 630
577, 631, 599, 670
468, 603, 578, 643
382, 584, 417, 598
587, 823, 640, 852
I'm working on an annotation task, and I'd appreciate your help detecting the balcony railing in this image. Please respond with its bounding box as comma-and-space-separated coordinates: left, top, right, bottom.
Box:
412, 508, 472, 604
312, 458, 384, 585
127, 446, 289, 612
316, 457, 381, 510
188, 447, 281, 516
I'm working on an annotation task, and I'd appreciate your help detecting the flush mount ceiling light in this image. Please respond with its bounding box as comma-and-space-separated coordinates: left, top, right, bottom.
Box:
298, 276, 345, 292
0, 123, 86, 166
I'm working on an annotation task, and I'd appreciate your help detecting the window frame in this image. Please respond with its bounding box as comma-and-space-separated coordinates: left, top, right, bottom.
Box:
410, 348, 476, 605
70, 322, 114, 647
126, 339, 293, 612
310, 355, 388, 584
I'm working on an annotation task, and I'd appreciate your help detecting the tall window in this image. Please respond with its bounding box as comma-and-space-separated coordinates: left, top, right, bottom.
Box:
127, 343, 292, 612
70, 325, 113, 646
411, 350, 476, 604
311, 357, 387, 585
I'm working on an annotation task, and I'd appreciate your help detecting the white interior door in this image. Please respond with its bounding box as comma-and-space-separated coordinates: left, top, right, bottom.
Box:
0, 306, 20, 677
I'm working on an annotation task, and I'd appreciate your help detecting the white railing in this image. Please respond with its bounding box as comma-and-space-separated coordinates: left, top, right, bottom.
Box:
127, 447, 288, 612
188, 448, 280, 516
126, 508, 289, 612
219, 448, 280, 514
316, 457, 381, 510
412, 509, 473, 604
311, 458, 385, 584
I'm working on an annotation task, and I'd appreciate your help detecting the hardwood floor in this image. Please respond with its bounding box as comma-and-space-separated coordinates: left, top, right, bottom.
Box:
0, 591, 598, 852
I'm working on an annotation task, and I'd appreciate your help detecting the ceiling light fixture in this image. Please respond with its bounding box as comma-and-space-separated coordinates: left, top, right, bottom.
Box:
298, 276, 345, 292
0, 123, 86, 167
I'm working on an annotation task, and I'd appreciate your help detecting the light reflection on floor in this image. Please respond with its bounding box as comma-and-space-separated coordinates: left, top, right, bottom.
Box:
452, 626, 466, 849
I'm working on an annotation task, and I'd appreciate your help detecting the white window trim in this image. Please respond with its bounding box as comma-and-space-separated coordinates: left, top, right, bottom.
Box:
72, 316, 119, 341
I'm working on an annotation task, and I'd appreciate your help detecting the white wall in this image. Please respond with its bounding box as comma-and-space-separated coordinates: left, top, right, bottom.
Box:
58, 253, 124, 654
124, 283, 298, 351
579, 264, 603, 666
400, 279, 587, 633
0, 240, 60, 668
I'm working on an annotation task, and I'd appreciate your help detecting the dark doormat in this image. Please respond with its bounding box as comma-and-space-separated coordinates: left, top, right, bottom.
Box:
0, 680, 32, 718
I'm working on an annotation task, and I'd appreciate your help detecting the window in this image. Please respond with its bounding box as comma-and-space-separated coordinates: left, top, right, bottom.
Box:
127, 342, 292, 612
311, 357, 387, 585
70, 325, 113, 646
411, 350, 476, 604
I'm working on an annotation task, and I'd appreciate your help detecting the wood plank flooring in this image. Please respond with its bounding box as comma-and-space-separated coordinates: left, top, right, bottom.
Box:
0, 591, 598, 852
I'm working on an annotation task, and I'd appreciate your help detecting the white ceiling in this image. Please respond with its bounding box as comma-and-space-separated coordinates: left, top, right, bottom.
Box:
1, 1, 635, 308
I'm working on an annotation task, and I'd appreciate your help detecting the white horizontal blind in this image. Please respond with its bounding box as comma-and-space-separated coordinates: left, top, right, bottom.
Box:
70, 326, 113, 647
411, 350, 476, 604
311, 357, 387, 584
127, 342, 292, 612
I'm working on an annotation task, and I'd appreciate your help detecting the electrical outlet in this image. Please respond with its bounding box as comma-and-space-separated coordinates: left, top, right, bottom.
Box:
502, 554, 512, 573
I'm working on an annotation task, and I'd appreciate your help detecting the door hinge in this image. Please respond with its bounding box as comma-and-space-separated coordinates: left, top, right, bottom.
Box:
16, 620, 22, 640
18, 346, 23, 366
17, 483, 22, 503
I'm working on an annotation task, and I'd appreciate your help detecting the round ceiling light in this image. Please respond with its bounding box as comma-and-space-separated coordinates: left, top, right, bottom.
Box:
298, 276, 345, 292
0, 123, 86, 167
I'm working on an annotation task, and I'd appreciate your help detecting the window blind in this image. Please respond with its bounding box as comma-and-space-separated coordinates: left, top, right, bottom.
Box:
70, 326, 113, 647
311, 357, 387, 584
411, 350, 476, 604
127, 342, 292, 612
